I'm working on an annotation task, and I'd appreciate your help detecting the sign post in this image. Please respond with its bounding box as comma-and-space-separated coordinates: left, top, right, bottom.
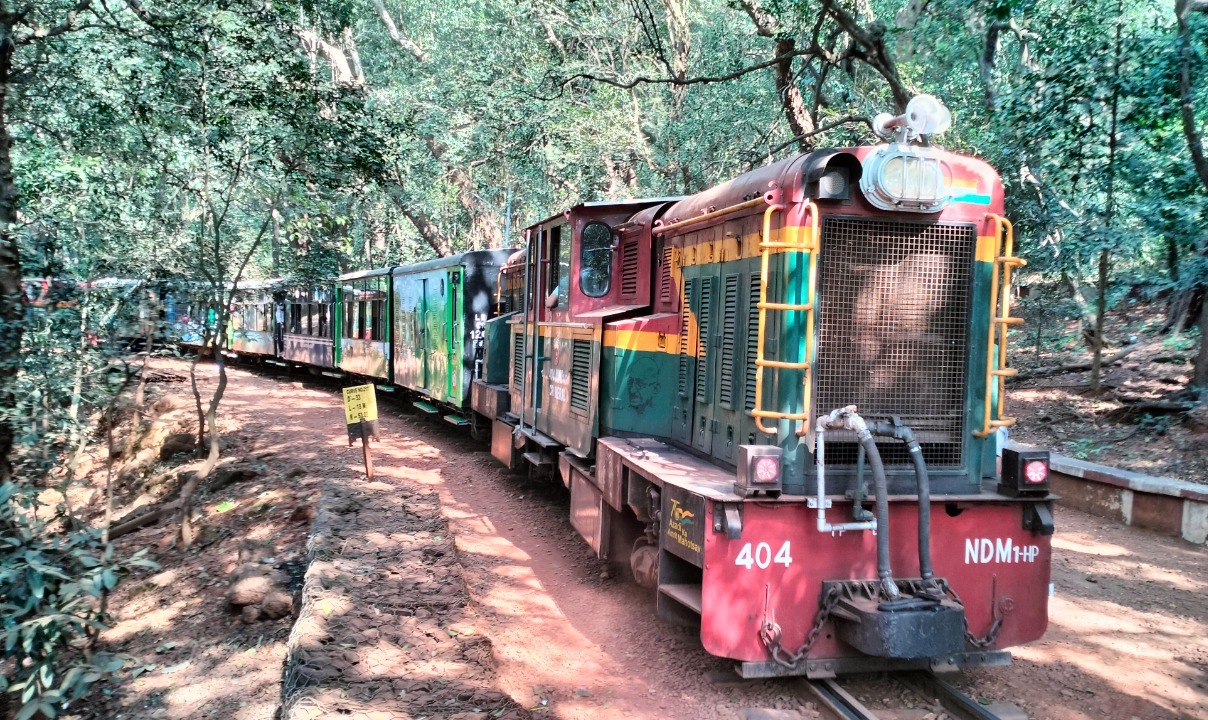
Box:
342, 384, 379, 480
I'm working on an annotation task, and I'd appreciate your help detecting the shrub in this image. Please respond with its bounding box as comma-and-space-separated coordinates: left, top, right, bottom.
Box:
0, 482, 155, 719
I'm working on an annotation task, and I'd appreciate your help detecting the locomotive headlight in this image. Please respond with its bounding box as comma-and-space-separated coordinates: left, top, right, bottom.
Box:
860, 145, 951, 213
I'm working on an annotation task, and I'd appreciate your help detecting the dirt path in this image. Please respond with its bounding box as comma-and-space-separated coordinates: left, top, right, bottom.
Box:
94, 360, 1206, 720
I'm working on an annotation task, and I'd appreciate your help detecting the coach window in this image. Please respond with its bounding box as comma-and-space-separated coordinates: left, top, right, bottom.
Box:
343, 288, 357, 339
579, 222, 612, 297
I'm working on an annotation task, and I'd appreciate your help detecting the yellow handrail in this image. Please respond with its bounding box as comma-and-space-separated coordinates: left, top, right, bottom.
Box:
753, 200, 820, 436
495, 266, 505, 315
652, 197, 768, 236
974, 213, 1028, 438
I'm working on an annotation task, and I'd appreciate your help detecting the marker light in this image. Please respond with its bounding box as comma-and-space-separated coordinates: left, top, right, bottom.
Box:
735, 445, 782, 498
754, 456, 780, 483
998, 447, 1051, 497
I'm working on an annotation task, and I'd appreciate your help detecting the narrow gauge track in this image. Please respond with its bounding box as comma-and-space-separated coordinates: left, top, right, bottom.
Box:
803, 671, 1022, 720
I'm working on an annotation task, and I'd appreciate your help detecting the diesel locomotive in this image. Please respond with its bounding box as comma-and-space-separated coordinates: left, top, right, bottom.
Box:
469, 96, 1055, 678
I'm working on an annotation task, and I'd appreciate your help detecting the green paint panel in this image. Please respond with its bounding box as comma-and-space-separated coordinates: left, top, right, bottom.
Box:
482, 313, 516, 385
600, 347, 677, 438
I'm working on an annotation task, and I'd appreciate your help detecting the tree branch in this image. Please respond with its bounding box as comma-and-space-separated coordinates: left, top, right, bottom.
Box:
558, 47, 818, 92
371, 0, 427, 62
817, 0, 911, 110
14, 0, 94, 45
755, 114, 872, 158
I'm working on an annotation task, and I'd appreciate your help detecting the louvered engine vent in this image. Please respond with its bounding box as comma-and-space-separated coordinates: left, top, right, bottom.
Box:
719, 275, 739, 408
694, 277, 713, 403
678, 277, 696, 396
744, 273, 760, 411
659, 246, 674, 305
815, 217, 976, 466
620, 242, 639, 297
512, 332, 524, 389
570, 338, 591, 412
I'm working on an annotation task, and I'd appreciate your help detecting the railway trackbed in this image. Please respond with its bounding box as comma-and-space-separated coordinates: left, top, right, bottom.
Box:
801, 671, 1025, 720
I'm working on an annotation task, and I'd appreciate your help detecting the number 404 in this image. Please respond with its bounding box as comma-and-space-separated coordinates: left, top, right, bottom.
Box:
733, 541, 792, 570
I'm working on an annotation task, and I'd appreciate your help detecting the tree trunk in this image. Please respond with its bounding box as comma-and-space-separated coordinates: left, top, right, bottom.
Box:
1091, 4, 1122, 393
179, 336, 227, 547
270, 202, 281, 275
1176, 0, 1208, 402
0, 15, 21, 485
737, 1, 816, 150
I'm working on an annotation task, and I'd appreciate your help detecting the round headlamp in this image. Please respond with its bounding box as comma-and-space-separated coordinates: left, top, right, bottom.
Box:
860, 144, 951, 213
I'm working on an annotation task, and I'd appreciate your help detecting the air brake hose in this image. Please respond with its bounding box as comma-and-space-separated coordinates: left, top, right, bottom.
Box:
857, 433, 899, 599
870, 421, 935, 583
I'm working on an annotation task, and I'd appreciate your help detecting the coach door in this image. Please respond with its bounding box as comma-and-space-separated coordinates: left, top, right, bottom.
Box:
447, 268, 464, 405
425, 274, 448, 401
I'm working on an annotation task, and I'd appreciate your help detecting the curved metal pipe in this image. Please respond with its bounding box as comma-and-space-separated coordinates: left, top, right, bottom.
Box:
815, 407, 897, 599
815, 424, 878, 535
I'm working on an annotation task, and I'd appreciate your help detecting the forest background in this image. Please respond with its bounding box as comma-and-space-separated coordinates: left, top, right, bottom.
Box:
0, 0, 1205, 718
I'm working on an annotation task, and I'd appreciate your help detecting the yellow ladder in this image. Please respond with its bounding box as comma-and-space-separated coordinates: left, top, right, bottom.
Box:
752, 201, 820, 436
974, 213, 1027, 438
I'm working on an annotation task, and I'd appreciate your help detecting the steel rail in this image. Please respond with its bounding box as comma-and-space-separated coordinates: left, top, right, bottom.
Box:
899, 671, 1017, 720
799, 679, 878, 720
798, 672, 1020, 720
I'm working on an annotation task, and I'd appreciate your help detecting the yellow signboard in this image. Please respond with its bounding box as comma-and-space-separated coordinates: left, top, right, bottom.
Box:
342, 384, 378, 425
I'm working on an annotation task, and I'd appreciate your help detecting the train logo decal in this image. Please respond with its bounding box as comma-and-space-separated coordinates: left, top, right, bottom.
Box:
670, 500, 696, 527
664, 490, 705, 563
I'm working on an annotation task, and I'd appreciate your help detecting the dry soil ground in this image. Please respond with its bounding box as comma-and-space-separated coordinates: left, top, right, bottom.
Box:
71, 358, 1207, 720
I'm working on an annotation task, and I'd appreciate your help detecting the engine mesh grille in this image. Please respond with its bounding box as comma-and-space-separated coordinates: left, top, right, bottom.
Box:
815, 217, 976, 466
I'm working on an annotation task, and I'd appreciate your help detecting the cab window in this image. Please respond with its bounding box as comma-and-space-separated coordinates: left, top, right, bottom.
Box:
546, 223, 571, 307
579, 222, 612, 297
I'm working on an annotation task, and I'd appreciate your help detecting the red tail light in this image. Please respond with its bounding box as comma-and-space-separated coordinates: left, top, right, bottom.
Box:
999, 447, 1051, 497
1024, 460, 1049, 484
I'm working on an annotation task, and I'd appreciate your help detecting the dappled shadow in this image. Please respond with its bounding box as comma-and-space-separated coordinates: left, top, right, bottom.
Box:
279, 468, 529, 720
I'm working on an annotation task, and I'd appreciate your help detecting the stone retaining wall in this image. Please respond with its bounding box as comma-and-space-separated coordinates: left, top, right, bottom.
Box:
279, 473, 530, 720
1033, 450, 1208, 545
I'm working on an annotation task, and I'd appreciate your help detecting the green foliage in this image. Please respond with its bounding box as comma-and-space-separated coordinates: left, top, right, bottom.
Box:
0, 482, 156, 718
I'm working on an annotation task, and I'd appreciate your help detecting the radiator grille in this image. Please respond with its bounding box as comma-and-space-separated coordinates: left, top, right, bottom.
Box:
745, 273, 760, 411
695, 277, 713, 403
512, 332, 524, 389
620, 241, 639, 297
719, 274, 739, 408
570, 338, 591, 411
815, 218, 976, 466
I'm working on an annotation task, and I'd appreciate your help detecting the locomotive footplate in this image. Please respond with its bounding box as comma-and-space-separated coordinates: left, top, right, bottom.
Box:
823, 579, 966, 660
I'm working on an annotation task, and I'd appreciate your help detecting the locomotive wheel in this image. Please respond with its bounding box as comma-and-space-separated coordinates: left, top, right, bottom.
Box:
630, 537, 659, 588
469, 413, 486, 442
